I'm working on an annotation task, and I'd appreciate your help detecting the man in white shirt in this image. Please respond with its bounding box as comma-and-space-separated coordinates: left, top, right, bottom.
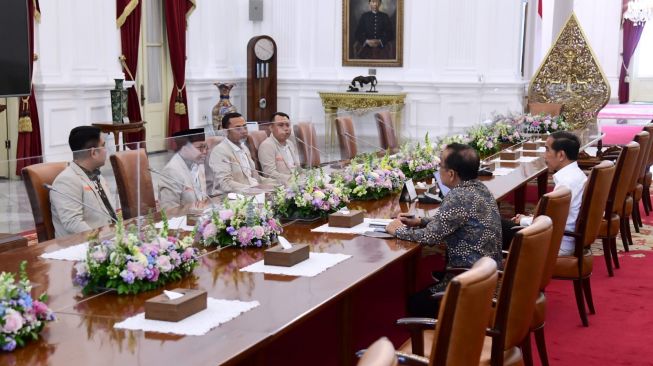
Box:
258, 112, 300, 183
158, 128, 208, 209
207, 112, 273, 194
509, 131, 587, 256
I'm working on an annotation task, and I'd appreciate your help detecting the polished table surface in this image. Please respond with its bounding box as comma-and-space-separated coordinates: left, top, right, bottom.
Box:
0, 131, 603, 365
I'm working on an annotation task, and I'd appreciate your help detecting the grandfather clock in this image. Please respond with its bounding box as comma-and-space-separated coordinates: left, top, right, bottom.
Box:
247, 35, 277, 123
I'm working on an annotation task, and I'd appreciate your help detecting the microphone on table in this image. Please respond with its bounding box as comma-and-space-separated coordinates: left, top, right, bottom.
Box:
148, 167, 210, 201
43, 183, 118, 224
292, 135, 344, 167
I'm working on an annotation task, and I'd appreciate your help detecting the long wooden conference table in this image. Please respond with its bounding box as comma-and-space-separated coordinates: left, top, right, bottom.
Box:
0, 130, 602, 366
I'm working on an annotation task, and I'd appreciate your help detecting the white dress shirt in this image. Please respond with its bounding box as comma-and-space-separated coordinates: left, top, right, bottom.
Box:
520, 161, 587, 255
226, 139, 258, 185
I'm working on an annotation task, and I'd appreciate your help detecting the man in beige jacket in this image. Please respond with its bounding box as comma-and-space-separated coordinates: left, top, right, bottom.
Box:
50, 126, 117, 238
158, 128, 208, 210
207, 112, 273, 194
258, 112, 300, 183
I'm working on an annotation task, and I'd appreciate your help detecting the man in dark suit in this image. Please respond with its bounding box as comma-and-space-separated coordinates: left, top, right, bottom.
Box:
354, 0, 395, 59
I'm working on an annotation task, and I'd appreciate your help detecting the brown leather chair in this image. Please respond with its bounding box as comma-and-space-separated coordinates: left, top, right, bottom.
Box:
246, 130, 269, 172
632, 130, 652, 225
642, 124, 653, 214
553, 160, 615, 327
528, 102, 563, 117
522, 188, 571, 366
357, 337, 398, 366
624, 131, 649, 242
110, 149, 156, 220
22, 162, 68, 242
375, 111, 399, 153
335, 116, 358, 160
293, 122, 321, 168
205, 135, 224, 152
394, 257, 499, 365
598, 142, 640, 276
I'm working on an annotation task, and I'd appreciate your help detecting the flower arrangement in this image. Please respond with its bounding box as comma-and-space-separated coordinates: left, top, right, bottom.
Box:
272, 169, 349, 220
196, 197, 282, 248
73, 214, 200, 295
466, 124, 500, 158
340, 154, 406, 200
0, 261, 55, 352
399, 133, 440, 181
517, 113, 569, 135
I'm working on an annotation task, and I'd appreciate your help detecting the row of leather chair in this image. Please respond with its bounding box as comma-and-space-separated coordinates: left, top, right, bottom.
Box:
335, 111, 400, 161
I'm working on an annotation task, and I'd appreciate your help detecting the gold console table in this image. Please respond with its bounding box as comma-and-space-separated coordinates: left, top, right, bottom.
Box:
318, 92, 407, 147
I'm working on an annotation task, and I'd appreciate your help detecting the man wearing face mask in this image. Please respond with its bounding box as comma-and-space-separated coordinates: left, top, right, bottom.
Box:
158, 128, 208, 210
385, 143, 502, 317
257, 112, 300, 183
51, 126, 117, 238
207, 112, 270, 194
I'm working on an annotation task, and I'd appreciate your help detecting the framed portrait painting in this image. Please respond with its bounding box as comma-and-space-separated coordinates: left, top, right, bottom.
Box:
342, 0, 403, 67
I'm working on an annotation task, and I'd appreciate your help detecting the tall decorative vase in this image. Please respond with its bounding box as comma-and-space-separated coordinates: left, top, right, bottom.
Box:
110, 79, 128, 123
212, 83, 237, 130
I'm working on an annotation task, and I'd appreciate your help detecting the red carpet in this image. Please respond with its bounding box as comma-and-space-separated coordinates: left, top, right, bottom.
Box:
598, 103, 653, 119
601, 125, 646, 145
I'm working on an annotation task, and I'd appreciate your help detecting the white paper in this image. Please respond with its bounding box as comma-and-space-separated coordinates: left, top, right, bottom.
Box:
240, 252, 351, 277
404, 179, 417, 201
155, 216, 194, 232
114, 298, 260, 336
39, 242, 89, 261
164, 290, 184, 300
492, 167, 515, 176
277, 236, 292, 250
311, 218, 392, 235
227, 193, 245, 200
255, 193, 266, 204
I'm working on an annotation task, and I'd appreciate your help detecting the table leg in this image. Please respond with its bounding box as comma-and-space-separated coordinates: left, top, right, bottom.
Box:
514, 184, 526, 215
339, 296, 353, 366
404, 250, 418, 314
537, 171, 548, 198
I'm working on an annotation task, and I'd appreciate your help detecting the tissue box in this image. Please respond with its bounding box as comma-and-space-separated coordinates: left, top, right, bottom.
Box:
522, 142, 538, 150
500, 150, 521, 161
264, 244, 310, 267
144, 288, 207, 322
328, 210, 364, 228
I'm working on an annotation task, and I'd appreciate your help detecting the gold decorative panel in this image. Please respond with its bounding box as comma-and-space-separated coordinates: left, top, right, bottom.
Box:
528, 13, 610, 130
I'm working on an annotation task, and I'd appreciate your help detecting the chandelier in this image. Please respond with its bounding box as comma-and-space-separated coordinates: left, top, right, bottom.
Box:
624, 0, 653, 25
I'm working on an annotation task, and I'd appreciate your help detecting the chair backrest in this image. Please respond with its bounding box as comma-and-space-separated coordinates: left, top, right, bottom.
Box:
293, 122, 321, 168
630, 131, 650, 191
528, 102, 562, 117
357, 337, 398, 366
430, 257, 499, 366
534, 188, 571, 290
21, 162, 67, 242
335, 116, 358, 160
110, 149, 156, 219
607, 142, 640, 217
576, 160, 616, 249
246, 130, 269, 172
643, 125, 653, 167
494, 216, 552, 357
374, 111, 398, 152
205, 135, 224, 152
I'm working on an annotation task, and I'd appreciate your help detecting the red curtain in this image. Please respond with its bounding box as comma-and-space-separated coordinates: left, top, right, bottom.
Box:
619, 20, 646, 104
117, 0, 145, 146
16, 0, 43, 176
164, 0, 194, 136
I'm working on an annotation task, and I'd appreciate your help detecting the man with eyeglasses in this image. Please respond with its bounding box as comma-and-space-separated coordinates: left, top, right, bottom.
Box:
207, 112, 273, 194
258, 112, 300, 183
51, 126, 117, 238
158, 128, 208, 209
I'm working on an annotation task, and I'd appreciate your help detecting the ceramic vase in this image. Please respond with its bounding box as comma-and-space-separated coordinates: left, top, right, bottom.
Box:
212, 83, 237, 130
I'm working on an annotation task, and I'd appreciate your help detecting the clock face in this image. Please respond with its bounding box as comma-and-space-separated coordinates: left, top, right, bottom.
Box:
254, 38, 274, 61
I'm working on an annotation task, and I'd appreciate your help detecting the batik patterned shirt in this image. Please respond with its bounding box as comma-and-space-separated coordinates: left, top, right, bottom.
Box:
395, 179, 503, 291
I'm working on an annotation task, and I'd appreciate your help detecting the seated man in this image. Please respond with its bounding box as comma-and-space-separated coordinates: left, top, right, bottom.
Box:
507, 131, 586, 256
158, 128, 208, 210
51, 126, 117, 238
386, 143, 502, 317
258, 112, 300, 183
207, 112, 272, 194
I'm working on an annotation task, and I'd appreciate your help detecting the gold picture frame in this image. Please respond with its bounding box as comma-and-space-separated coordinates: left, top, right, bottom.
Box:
342, 0, 403, 67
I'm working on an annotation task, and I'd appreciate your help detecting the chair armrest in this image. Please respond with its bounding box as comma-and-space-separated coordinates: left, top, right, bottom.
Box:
396, 318, 437, 357
502, 250, 509, 258
563, 230, 582, 239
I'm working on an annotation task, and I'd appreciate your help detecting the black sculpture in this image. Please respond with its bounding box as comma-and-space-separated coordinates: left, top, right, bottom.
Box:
348, 75, 377, 93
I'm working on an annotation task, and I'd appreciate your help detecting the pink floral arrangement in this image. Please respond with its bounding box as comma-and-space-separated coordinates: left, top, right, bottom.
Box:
1, 261, 55, 352
196, 197, 282, 248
